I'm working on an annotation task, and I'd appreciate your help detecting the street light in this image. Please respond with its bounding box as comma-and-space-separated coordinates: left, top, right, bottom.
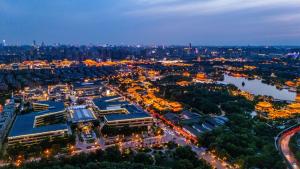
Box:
44, 149, 51, 158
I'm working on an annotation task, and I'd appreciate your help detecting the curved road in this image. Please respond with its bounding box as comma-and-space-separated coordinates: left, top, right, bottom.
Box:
278, 126, 300, 169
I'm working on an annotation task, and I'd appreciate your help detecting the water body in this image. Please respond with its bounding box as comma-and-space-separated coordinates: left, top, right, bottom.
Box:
219, 74, 296, 101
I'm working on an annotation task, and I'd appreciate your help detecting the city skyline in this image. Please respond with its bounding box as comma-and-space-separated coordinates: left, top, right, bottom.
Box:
1, 0, 300, 45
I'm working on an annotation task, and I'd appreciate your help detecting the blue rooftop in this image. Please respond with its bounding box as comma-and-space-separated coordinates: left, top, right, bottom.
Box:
93, 96, 127, 110
95, 97, 152, 122
181, 110, 201, 119
104, 112, 151, 122
183, 125, 202, 137
95, 101, 128, 110
33, 101, 65, 114
9, 116, 68, 137
73, 81, 101, 89
9, 101, 67, 138
122, 104, 144, 114
192, 124, 209, 133
93, 96, 122, 102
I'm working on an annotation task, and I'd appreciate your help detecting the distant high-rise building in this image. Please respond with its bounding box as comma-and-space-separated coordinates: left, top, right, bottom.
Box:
197, 56, 202, 62
195, 48, 199, 54
33, 40, 37, 47
2, 40, 6, 46
187, 43, 192, 55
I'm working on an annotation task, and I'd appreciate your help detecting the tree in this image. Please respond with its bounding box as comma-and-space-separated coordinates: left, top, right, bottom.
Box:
173, 146, 197, 161
173, 159, 194, 169
166, 141, 177, 149
133, 152, 154, 165
221, 102, 243, 114
7, 143, 25, 160
154, 154, 165, 165
51, 144, 61, 155
67, 134, 76, 145
86, 162, 99, 169
63, 164, 80, 169
104, 146, 122, 162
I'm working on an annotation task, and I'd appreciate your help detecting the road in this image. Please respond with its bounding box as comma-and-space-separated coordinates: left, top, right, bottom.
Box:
106, 84, 235, 169
278, 126, 300, 169
160, 123, 232, 169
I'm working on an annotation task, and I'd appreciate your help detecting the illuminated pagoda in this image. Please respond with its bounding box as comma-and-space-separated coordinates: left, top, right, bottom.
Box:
182, 71, 190, 77
195, 73, 207, 81
255, 102, 273, 113
287, 103, 300, 113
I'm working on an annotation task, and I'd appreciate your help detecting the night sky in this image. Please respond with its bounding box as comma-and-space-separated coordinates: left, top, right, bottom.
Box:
1, 0, 300, 45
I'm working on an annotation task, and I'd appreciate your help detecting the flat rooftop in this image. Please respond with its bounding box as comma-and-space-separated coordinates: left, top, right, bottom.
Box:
183, 125, 202, 137
104, 104, 152, 121
70, 107, 97, 123
95, 101, 128, 110
9, 101, 67, 138
123, 104, 144, 114
9, 115, 68, 138
104, 112, 151, 122
93, 95, 122, 102
33, 101, 65, 112
93, 96, 127, 110
73, 82, 101, 90
94, 96, 152, 123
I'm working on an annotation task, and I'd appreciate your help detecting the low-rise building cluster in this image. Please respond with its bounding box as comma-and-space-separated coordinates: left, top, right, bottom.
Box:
5, 81, 155, 149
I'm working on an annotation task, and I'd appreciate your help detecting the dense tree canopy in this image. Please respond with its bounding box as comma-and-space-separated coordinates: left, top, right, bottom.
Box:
1, 145, 212, 169
199, 113, 285, 169
158, 82, 254, 115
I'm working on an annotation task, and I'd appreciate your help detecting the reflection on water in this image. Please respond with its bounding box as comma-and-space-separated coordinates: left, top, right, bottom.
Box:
219, 74, 296, 101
